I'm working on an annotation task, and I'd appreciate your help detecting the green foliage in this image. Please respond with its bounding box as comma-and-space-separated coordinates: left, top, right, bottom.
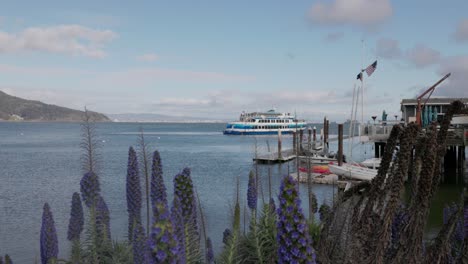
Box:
238, 204, 277, 264
308, 220, 321, 248
69, 239, 82, 264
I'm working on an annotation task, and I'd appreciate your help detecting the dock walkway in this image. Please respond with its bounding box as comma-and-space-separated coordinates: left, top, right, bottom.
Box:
254, 149, 296, 163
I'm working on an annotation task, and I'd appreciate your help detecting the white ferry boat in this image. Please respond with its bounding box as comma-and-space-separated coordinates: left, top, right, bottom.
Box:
223, 110, 307, 135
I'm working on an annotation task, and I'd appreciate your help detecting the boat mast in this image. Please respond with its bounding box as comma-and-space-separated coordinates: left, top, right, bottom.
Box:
360, 39, 365, 143
348, 84, 356, 158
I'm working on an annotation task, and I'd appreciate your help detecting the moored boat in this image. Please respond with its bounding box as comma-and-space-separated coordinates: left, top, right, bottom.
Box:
223, 110, 306, 135
361, 157, 381, 169
328, 162, 378, 181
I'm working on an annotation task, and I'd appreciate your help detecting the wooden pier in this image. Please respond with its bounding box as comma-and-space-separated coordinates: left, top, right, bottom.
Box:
253, 149, 296, 163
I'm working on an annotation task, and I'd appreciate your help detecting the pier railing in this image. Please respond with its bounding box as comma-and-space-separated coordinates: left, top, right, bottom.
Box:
362, 123, 466, 146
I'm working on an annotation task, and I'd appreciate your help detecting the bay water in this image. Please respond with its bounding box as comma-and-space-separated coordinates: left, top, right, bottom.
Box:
0, 122, 462, 262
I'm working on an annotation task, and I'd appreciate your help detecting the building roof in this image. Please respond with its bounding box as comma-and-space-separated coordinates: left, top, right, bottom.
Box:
401, 98, 468, 106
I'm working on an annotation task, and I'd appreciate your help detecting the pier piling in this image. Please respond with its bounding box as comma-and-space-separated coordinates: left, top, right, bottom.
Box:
338, 124, 343, 166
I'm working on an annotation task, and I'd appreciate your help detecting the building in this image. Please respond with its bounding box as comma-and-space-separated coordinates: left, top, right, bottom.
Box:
400, 98, 468, 123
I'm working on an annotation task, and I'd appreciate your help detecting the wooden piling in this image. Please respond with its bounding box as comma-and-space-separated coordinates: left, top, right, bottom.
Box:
338, 124, 343, 166
292, 131, 297, 152
299, 129, 304, 152
313, 127, 317, 142
278, 130, 282, 159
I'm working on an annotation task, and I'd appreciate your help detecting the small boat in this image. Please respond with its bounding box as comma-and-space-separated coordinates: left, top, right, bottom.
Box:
299, 165, 331, 174
223, 110, 306, 135
328, 162, 378, 181
361, 158, 381, 169
298, 154, 337, 165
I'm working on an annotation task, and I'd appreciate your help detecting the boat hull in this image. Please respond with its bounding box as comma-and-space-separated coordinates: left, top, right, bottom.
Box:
329, 162, 378, 181
223, 129, 302, 135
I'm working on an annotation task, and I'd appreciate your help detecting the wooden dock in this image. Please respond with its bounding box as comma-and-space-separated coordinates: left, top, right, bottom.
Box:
253, 149, 296, 163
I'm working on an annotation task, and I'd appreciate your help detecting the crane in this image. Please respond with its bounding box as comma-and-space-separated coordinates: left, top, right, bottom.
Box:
415, 73, 451, 127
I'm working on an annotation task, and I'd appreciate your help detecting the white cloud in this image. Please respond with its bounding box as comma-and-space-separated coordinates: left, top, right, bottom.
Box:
0, 24, 117, 58
376, 38, 401, 59
136, 53, 159, 62
308, 0, 392, 29
406, 44, 441, 68
434, 55, 468, 97
453, 19, 468, 43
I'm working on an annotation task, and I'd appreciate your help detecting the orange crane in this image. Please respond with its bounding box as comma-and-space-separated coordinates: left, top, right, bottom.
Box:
415, 73, 451, 127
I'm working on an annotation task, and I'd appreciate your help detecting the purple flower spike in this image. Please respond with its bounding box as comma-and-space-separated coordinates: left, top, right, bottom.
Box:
247, 171, 257, 210
277, 176, 315, 264
174, 168, 198, 227
151, 151, 167, 208
148, 202, 180, 263
206, 238, 214, 263
222, 228, 232, 245
4, 255, 12, 264
132, 222, 147, 264
96, 196, 111, 241
67, 193, 84, 241
80, 171, 100, 208
40, 203, 58, 264
171, 196, 186, 263
127, 146, 142, 240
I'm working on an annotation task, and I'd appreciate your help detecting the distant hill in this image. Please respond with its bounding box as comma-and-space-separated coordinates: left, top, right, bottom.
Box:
108, 113, 227, 123
0, 90, 110, 122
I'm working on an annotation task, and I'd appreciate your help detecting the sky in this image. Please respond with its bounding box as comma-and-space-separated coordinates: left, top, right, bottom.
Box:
0, 0, 467, 121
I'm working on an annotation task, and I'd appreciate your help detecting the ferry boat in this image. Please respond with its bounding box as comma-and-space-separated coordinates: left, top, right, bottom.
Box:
223, 110, 307, 135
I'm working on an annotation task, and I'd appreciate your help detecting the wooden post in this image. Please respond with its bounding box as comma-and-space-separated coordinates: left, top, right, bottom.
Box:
292, 131, 297, 152
338, 124, 343, 166
278, 130, 282, 159
308, 127, 312, 146
313, 127, 316, 142
299, 129, 304, 152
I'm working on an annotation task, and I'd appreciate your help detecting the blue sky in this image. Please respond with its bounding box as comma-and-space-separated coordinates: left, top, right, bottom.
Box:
0, 0, 467, 121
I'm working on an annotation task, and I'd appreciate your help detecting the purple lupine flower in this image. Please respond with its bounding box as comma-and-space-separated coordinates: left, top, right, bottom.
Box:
206, 238, 214, 263
151, 151, 167, 209
174, 168, 198, 226
222, 228, 232, 245
67, 193, 84, 241
277, 175, 316, 264
80, 171, 100, 208
40, 203, 58, 264
148, 201, 180, 263
127, 146, 142, 240
96, 196, 111, 241
171, 196, 186, 263
132, 222, 147, 264
247, 171, 257, 210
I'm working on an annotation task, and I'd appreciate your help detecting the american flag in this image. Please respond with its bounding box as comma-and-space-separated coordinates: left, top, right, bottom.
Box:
365, 60, 377, 77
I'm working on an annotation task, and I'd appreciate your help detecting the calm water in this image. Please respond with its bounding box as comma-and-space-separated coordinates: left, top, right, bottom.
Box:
0, 122, 463, 262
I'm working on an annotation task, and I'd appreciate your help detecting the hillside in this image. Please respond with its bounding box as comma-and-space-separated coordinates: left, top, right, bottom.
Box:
0, 91, 110, 122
